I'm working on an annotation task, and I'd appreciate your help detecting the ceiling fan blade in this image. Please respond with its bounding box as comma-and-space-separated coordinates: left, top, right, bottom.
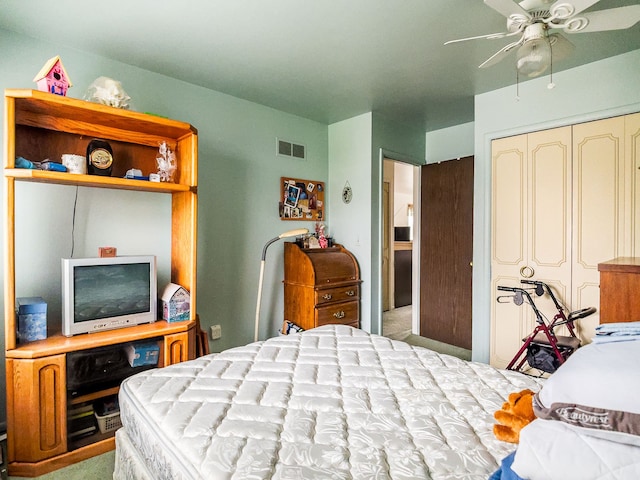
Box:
550, 0, 600, 17
479, 38, 524, 69
519, 0, 555, 11
444, 31, 511, 45
548, 33, 574, 61
567, 5, 640, 33
484, 0, 531, 19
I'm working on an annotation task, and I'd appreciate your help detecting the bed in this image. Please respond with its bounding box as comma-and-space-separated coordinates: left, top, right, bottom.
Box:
113, 325, 545, 479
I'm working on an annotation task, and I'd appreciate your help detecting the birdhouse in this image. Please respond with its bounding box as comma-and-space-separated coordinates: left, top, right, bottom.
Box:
161, 283, 190, 323
33, 55, 73, 96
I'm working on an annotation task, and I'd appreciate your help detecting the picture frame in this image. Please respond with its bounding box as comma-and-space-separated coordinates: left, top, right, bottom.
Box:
280, 177, 325, 221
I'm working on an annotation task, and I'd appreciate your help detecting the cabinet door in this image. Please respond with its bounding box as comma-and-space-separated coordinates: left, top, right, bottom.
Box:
573, 116, 630, 341
163, 331, 191, 366
7, 355, 66, 462
490, 127, 571, 367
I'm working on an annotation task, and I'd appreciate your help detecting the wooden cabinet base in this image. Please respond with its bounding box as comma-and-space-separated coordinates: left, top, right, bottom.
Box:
5, 322, 194, 473
8, 437, 114, 478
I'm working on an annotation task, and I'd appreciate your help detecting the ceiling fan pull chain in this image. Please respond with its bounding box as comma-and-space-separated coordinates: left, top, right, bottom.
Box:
548, 44, 556, 90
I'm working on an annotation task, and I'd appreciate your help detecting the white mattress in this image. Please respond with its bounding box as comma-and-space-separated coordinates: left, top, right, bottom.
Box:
116, 325, 544, 479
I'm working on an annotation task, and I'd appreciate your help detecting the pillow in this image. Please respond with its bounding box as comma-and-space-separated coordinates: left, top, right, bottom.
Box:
513, 419, 640, 480
533, 340, 640, 445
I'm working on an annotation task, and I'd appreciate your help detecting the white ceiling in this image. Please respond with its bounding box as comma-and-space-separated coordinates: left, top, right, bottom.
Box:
1, 0, 639, 131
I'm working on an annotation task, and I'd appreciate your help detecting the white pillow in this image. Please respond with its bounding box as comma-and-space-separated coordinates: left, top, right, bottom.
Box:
533, 340, 640, 445
513, 419, 640, 480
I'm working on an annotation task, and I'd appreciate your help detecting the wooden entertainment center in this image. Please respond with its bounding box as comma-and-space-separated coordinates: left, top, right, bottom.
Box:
3, 89, 198, 476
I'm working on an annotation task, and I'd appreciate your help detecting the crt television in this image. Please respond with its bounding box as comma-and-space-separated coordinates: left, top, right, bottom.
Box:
62, 255, 157, 336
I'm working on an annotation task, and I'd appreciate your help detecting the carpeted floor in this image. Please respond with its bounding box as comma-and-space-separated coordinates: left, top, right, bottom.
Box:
8, 451, 115, 480
383, 305, 472, 361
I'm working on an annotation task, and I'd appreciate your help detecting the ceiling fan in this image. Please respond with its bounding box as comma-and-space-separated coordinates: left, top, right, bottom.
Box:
446, 0, 640, 78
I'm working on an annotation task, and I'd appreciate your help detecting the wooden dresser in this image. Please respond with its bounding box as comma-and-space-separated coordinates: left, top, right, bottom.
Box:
598, 257, 640, 324
284, 242, 361, 330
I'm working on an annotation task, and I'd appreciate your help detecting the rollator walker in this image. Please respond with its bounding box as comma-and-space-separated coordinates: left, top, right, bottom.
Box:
496, 280, 596, 374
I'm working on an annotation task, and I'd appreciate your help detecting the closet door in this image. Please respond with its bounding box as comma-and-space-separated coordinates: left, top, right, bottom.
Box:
490, 127, 571, 368
572, 115, 631, 341
630, 113, 640, 256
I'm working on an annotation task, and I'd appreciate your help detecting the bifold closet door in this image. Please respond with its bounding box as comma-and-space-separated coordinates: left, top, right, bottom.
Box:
490, 127, 572, 368
572, 114, 634, 340
491, 113, 639, 368
630, 113, 640, 256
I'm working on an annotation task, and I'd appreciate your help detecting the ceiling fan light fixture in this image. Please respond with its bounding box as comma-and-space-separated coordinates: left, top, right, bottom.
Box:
516, 25, 552, 78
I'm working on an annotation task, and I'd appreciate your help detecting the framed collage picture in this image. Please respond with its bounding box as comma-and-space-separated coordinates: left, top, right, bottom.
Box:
280, 177, 325, 221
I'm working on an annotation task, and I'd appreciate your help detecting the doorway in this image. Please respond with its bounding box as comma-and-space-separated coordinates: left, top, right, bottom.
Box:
381, 156, 474, 359
382, 159, 417, 340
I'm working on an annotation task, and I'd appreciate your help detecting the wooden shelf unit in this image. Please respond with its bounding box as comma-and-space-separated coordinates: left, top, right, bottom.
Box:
3, 89, 198, 477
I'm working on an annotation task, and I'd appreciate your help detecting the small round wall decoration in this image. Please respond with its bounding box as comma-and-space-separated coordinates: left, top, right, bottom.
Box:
342, 181, 353, 204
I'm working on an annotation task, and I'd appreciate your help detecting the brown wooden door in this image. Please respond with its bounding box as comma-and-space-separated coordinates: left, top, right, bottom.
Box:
420, 156, 474, 349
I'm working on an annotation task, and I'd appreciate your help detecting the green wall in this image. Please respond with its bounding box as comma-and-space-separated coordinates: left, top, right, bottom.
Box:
425, 122, 474, 164
327, 112, 426, 334
328, 113, 374, 328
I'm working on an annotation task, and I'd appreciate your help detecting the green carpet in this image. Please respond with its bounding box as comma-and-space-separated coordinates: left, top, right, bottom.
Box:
8, 451, 115, 480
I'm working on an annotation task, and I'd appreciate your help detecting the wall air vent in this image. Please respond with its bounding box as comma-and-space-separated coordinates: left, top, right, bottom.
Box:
277, 138, 306, 159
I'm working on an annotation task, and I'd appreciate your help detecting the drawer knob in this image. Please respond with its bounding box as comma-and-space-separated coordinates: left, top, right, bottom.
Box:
322, 293, 333, 300
345, 290, 355, 296
333, 311, 345, 319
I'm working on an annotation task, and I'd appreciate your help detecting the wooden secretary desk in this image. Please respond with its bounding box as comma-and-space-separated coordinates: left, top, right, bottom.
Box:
283, 242, 361, 330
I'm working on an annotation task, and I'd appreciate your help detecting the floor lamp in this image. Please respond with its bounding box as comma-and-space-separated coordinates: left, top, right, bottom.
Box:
254, 228, 309, 342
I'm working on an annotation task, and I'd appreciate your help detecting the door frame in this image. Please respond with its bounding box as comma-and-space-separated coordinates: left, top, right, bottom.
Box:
379, 149, 423, 337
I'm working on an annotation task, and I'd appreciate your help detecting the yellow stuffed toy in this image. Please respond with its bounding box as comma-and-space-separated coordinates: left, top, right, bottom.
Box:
493, 389, 537, 443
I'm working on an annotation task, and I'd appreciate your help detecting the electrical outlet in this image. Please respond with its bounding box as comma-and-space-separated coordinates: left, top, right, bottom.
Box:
210, 324, 222, 340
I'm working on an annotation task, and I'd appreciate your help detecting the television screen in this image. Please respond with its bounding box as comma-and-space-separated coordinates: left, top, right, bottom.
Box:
394, 226, 411, 242
73, 263, 151, 322
62, 255, 157, 336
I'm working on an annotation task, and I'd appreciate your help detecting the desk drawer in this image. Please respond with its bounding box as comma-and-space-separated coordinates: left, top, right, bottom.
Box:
315, 285, 359, 306
316, 301, 359, 326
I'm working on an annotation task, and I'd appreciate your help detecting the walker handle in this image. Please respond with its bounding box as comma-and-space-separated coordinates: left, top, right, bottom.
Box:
520, 279, 564, 309
568, 306, 596, 321
497, 285, 545, 324
520, 279, 545, 297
